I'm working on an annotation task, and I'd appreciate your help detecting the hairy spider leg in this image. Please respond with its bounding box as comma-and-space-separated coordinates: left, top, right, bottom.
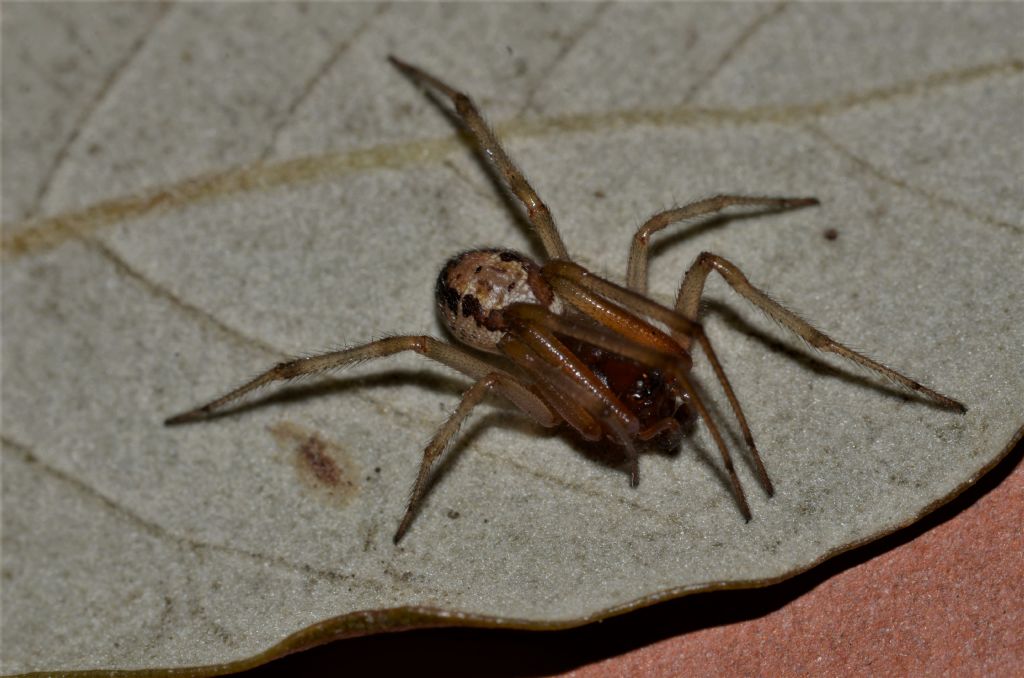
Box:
164, 335, 557, 427
635, 416, 686, 442
504, 322, 644, 484
626, 195, 819, 294
676, 252, 967, 413
505, 304, 753, 520
545, 260, 774, 496
393, 370, 553, 543
388, 55, 570, 261
166, 336, 573, 542
519, 334, 649, 483
501, 335, 604, 442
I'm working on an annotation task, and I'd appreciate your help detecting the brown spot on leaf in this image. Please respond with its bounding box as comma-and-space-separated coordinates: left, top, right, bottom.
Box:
298, 435, 339, 484
267, 421, 359, 508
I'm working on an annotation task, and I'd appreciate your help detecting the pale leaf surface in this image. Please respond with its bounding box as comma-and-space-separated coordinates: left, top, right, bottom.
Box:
2, 4, 1022, 674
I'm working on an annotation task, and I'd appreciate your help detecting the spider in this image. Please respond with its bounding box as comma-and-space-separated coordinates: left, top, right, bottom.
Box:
166, 56, 966, 543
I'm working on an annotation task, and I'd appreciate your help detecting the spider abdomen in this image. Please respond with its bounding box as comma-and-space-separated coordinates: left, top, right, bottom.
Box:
436, 249, 562, 353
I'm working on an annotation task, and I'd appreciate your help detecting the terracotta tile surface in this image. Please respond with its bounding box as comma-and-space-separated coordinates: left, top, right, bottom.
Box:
251, 435, 1022, 677
572, 441, 1023, 678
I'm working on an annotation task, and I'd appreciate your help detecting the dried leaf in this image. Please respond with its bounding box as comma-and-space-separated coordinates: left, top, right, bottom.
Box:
3, 4, 1022, 674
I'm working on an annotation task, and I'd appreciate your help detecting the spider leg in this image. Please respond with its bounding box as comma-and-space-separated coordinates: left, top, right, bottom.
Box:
638, 417, 684, 442
505, 303, 752, 519
165, 335, 557, 427
626, 195, 819, 294
502, 320, 644, 485
676, 252, 967, 412
545, 260, 774, 495
394, 370, 546, 543
389, 56, 569, 261
500, 335, 604, 442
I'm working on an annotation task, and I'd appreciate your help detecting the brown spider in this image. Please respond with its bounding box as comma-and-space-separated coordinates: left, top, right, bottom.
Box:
166, 56, 966, 543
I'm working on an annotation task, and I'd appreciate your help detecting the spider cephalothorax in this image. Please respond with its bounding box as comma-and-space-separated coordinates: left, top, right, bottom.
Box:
166, 56, 965, 543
